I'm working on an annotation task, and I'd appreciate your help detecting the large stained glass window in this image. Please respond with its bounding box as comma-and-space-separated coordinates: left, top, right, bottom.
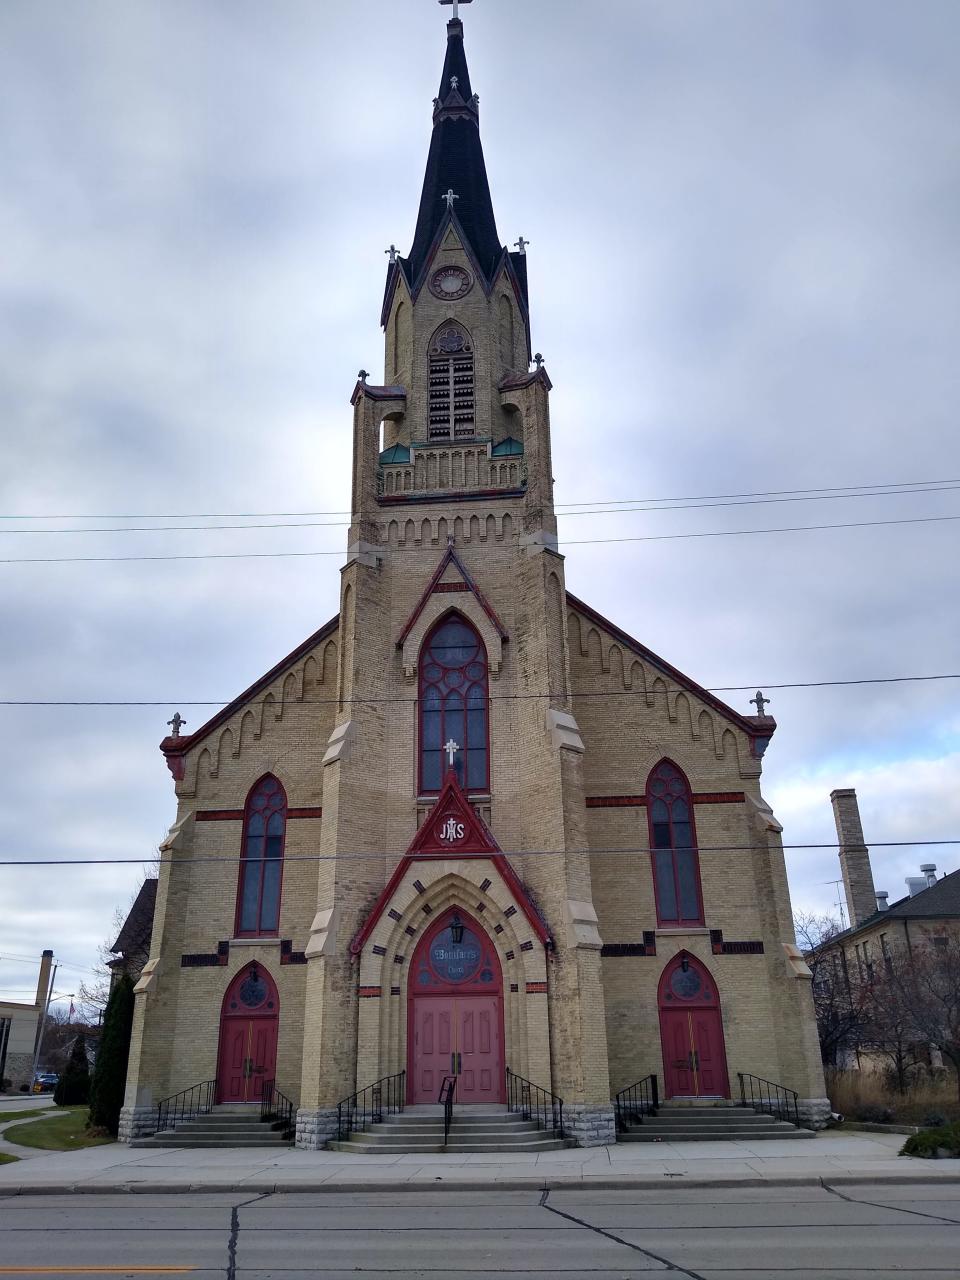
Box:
647, 760, 704, 927
419, 615, 489, 794
235, 775, 286, 936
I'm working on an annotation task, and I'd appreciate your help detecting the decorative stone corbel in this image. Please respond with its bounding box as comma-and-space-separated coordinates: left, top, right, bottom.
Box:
546, 708, 584, 753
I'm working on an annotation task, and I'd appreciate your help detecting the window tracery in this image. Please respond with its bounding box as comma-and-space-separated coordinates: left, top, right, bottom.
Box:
235, 775, 286, 936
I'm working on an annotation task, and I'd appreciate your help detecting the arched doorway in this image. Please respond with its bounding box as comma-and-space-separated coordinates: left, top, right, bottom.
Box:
408, 908, 504, 1104
658, 953, 730, 1099
215, 962, 279, 1104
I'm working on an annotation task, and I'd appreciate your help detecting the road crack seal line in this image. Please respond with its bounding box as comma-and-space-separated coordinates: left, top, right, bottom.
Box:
539, 1188, 708, 1279
822, 1180, 960, 1225
227, 1192, 270, 1280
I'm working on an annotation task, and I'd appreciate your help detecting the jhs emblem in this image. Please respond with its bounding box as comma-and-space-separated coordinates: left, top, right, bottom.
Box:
438, 817, 465, 843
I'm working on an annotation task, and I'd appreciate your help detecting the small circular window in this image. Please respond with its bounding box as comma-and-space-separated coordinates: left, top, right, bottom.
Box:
238, 972, 269, 1008
670, 965, 703, 1000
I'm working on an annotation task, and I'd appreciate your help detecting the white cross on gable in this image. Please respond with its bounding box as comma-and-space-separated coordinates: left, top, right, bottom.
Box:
444, 739, 460, 768
439, 0, 473, 21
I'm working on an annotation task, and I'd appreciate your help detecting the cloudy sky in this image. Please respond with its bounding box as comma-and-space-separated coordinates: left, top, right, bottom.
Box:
1, 0, 958, 1010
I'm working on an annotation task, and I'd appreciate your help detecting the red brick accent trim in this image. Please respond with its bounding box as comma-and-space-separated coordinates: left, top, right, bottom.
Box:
196, 806, 322, 822
525, 981, 547, 994
586, 792, 745, 809
359, 986, 382, 998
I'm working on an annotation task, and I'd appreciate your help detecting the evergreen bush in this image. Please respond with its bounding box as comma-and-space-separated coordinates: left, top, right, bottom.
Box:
901, 1121, 960, 1159
88, 975, 135, 1135
53, 1032, 90, 1107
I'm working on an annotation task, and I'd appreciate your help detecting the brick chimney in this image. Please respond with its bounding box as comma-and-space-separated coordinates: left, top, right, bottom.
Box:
830, 788, 876, 927
34, 949, 53, 1009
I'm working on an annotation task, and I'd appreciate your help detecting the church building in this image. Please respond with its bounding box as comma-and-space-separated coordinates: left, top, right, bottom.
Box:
121, 10, 828, 1147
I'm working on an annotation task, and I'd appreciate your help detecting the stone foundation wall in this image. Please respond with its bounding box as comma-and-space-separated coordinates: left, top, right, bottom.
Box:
118, 1104, 159, 1144
2, 1052, 34, 1092
295, 1107, 341, 1150
797, 1096, 832, 1131
564, 1102, 616, 1148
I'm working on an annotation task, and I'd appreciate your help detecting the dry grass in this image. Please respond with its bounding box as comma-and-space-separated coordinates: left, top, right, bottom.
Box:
827, 1068, 960, 1125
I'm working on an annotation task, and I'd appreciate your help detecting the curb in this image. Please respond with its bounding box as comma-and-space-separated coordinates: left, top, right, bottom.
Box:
2, 1171, 959, 1196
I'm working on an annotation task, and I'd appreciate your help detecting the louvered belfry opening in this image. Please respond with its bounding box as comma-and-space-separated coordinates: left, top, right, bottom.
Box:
429, 323, 475, 439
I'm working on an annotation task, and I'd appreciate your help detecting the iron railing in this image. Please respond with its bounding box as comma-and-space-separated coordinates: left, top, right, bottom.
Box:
260, 1079, 296, 1140
738, 1072, 801, 1127
439, 1075, 457, 1146
336, 1070, 405, 1142
505, 1066, 564, 1139
614, 1074, 659, 1131
156, 1079, 216, 1133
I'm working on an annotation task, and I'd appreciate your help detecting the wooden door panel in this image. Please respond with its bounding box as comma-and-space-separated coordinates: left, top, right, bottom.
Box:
220, 1024, 249, 1103
691, 1009, 727, 1096
413, 998, 456, 1103
456, 998, 501, 1103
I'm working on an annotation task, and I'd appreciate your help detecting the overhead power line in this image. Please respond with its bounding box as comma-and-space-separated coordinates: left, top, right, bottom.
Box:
1, 477, 955, 522
3, 483, 959, 536
0, 512, 958, 565
2, 838, 959, 869
0, 672, 957, 709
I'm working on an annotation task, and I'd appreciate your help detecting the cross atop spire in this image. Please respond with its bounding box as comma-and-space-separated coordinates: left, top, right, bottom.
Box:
439, 0, 473, 22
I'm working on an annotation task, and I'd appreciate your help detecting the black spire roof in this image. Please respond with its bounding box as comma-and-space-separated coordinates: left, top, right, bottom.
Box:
405, 19, 502, 285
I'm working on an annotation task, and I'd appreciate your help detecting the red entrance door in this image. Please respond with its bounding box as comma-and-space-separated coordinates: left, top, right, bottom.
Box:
216, 963, 279, 1104
408, 909, 505, 1104
658, 954, 730, 1099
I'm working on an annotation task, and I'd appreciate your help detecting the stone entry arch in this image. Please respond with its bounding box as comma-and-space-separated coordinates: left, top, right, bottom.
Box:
658, 952, 729, 1099
215, 961, 279, 1104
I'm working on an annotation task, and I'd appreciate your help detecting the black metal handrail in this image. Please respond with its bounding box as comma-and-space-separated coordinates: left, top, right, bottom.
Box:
336, 1070, 405, 1142
614, 1074, 659, 1131
439, 1075, 457, 1146
738, 1072, 801, 1127
505, 1066, 564, 1139
156, 1079, 216, 1133
260, 1079, 296, 1140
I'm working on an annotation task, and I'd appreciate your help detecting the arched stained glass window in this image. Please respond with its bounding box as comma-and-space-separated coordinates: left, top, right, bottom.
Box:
647, 761, 704, 927
235, 775, 286, 936
419, 615, 489, 794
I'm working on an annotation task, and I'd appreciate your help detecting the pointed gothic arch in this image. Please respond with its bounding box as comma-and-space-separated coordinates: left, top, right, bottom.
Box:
234, 774, 287, 937
418, 612, 489, 794
428, 321, 474, 439
215, 961, 280, 1104
646, 759, 704, 928
657, 952, 729, 1099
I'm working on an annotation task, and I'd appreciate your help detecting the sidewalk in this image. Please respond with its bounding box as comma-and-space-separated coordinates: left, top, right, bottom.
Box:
0, 1129, 958, 1194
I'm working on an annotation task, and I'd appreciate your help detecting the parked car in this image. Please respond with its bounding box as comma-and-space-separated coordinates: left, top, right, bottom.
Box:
33, 1073, 59, 1093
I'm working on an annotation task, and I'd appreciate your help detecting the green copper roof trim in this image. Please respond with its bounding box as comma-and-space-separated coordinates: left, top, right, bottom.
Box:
491, 436, 524, 457
379, 443, 411, 465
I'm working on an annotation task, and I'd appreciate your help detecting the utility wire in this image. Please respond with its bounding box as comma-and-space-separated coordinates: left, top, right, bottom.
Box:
2, 838, 960, 869
3, 484, 959, 536
1, 672, 957, 709
2, 477, 955, 522
1, 512, 958, 565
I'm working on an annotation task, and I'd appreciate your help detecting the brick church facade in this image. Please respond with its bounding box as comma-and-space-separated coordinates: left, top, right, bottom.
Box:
120, 15, 828, 1145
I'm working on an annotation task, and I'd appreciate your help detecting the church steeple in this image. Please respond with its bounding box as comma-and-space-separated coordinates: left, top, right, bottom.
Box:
405, 18, 502, 286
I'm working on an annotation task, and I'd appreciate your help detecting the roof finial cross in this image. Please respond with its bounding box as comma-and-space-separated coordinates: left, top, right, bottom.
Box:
533, 352, 544, 369
444, 738, 460, 769
439, 0, 473, 21
358, 369, 369, 385
450, 74, 459, 91
384, 244, 398, 263
514, 236, 529, 255
751, 690, 771, 717
167, 712, 186, 738
442, 188, 460, 211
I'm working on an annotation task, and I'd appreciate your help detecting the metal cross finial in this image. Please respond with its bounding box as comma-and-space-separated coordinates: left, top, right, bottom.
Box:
751, 690, 770, 717
167, 712, 186, 738
533, 352, 544, 369
444, 739, 460, 769
514, 236, 529, 255
385, 244, 398, 263
442, 188, 460, 211
358, 369, 369, 385
440, 0, 473, 21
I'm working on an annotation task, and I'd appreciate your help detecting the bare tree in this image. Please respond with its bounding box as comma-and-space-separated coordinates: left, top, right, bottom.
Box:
795, 912, 872, 1068
892, 936, 960, 1103
861, 954, 923, 1094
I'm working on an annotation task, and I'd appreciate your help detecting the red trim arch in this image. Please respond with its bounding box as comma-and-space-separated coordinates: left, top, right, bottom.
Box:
215, 961, 280, 1104
646, 759, 704, 927
234, 775, 287, 937
657, 952, 729, 1099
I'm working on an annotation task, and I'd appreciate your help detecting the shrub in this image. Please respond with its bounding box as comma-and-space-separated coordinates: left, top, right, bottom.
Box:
855, 1104, 894, 1124
901, 1122, 960, 1159
923, 1111, 948, 1128
88, 976, 135, 1137
53, 1032, 90, 1107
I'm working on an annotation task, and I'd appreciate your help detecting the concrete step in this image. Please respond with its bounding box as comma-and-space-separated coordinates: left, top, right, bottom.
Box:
620, 1126, 815, 1142
133, 1136, 292, 1148
633, 1112, 788, 1127
328, 1138, 569, 1154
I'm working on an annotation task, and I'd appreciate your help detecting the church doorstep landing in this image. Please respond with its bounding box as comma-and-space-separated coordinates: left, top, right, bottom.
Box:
120, 9, 828, 1151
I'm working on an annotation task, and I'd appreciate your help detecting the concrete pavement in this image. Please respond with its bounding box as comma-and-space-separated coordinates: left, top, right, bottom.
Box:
1, 1185, 959, 1278
0, 1128, 957, 1194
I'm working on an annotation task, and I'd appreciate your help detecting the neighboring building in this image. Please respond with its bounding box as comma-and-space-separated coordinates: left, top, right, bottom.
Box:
0, 950, 53, 1090
107, 879, 158, 990
120, 14, 828, 1146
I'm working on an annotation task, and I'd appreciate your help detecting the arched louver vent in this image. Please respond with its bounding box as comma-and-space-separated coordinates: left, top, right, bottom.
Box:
429, 323, 475, 440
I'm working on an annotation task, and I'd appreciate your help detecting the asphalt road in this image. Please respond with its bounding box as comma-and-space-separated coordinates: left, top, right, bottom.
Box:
1, 1184, 959, 1279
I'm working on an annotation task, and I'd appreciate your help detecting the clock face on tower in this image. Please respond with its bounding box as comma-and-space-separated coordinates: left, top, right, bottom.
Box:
429, 265, 472, 300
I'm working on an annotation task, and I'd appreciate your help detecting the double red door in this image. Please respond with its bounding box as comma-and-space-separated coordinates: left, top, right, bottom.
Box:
217, 1015, 278, 1103
411, 996, 502, 1104
661, 1006, 729, 1098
